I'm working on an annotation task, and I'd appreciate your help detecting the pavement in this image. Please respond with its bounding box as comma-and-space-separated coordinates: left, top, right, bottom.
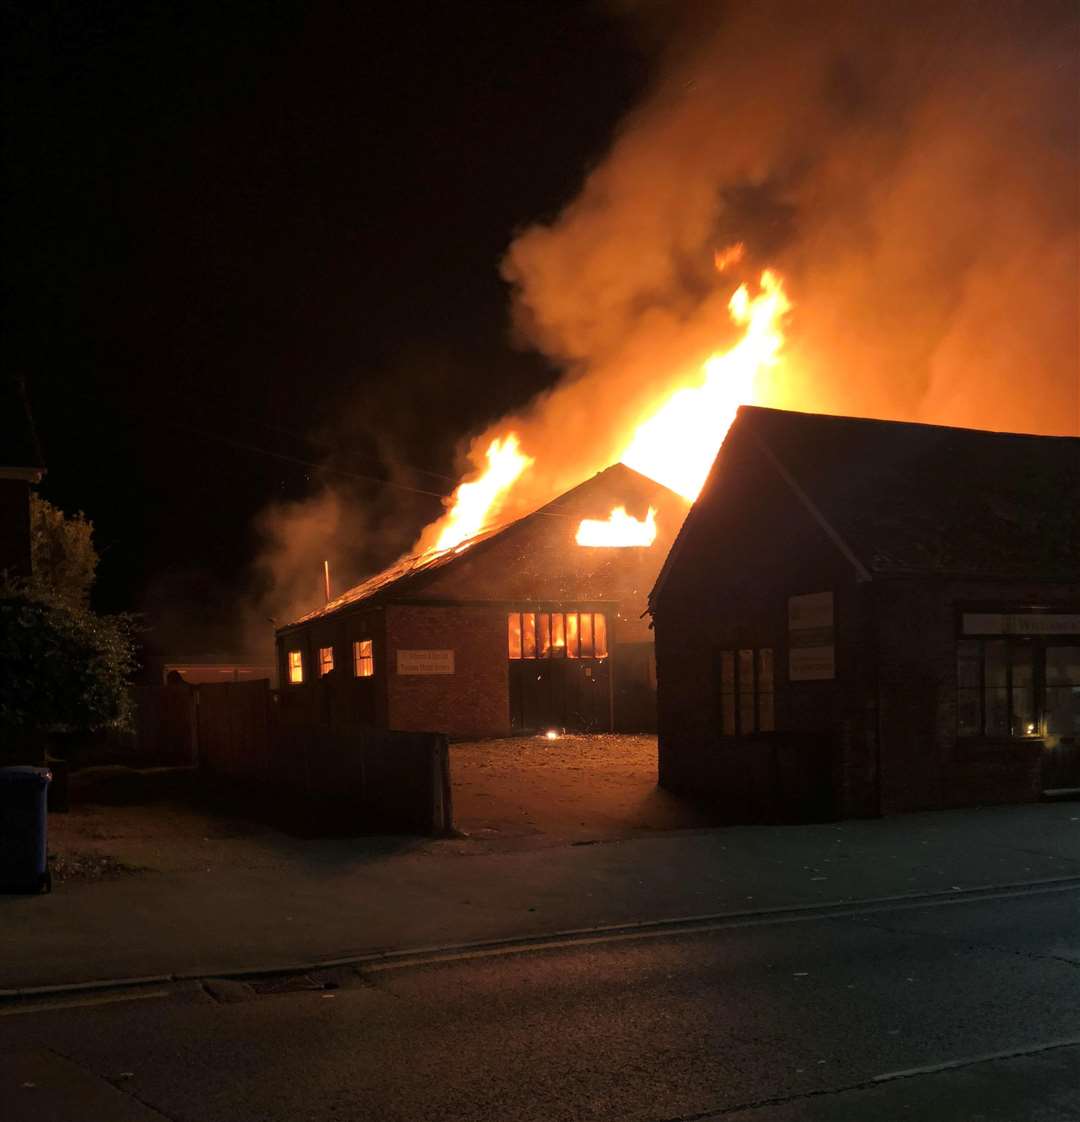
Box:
2, 799, 1079, 995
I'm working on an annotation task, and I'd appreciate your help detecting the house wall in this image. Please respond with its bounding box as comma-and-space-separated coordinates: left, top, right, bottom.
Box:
871, 577, 1080, 813
384, 603, 508, 736
0, 478, 32, 578
652, 433, 875, 821
277, 608, 388, 728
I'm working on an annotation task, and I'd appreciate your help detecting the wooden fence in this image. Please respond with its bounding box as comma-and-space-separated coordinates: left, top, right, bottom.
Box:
195, 681, 452, 835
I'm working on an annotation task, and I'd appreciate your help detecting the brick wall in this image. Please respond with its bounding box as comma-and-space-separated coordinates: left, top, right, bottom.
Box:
385, 603, 509, 737
872, 577, 1080, 812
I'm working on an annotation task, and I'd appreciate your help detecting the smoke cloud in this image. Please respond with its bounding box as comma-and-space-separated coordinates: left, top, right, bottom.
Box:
434, 0, 1078, 535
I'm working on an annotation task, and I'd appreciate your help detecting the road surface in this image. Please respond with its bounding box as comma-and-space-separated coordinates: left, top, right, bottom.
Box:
3, 882, 1079, 1121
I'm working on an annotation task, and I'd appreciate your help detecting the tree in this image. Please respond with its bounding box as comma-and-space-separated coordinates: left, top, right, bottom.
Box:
0, 497, 136, 761
29, 494, 98, 610
0, 590, 137, 745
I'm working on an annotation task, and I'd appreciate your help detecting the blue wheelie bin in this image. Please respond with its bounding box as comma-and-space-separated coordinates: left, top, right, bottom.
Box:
0, 766, 52, 894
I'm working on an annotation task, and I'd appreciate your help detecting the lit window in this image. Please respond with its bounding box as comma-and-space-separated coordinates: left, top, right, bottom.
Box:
957, 638, 1054, 739
352, 639, 374, 678
287, 650, 303, 684
507, 612, 609, 660
319, 647, 334, 677
718, 647, 774, 735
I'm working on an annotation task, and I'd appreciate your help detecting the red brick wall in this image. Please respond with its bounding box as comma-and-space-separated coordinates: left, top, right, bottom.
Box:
385, 604, 509, 736
872, 577, 1080, 813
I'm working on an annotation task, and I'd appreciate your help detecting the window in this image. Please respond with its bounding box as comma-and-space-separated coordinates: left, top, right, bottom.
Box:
318, 647, 334, 677
287, 650, 303, 685
717, 647, 775, 735
507, 612, 609, 659
352, 639, 374, 678
959, 638, 1080, 739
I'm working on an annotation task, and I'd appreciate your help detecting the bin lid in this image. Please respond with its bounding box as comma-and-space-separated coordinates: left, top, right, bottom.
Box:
0, 766, 52, 786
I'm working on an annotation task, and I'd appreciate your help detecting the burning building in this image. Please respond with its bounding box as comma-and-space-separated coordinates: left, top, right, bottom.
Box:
275, 464, 688, 737
651, 406, 1080, 821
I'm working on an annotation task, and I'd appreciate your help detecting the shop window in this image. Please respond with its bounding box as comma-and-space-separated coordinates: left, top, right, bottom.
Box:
957, 639, 1040, 738
1045, 646, 1080, 738
352, 639, 374, 678
718, 647, 775, 735
507, 612, 609, 659
287, 650, 303, 685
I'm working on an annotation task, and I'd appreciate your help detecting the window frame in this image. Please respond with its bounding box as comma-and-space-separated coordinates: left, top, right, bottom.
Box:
507, 611, 609, 661
717, 646, 775, 736
352, 638, 375, 679
318, 646, 335, 677
287, 649, 304, 685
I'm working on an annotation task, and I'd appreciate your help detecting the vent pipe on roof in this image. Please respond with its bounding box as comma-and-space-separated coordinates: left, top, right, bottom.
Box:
323, 560, 331, 603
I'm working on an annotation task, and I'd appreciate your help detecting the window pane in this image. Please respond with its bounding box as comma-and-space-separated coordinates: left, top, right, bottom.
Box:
957, 689, 981, 736
1047, 646, 1080, 686
1012, 686, 1036, 736
985, 688, 1009, 737
738, 649, 755, 734
551, 613, 566, 656
1011, 644, 1034, 688
722, 693, 736, 736
593, 614, 608, 658
1046, 687, 1080, 737
757, 648, 774, 690
319, 647, 334, 676
566, 613, 579, 658
507, 614, 522, 659
354, 639, 374, 678
538, 613, 551, 658
957, 640, 981, 690
522, 612, 537, 658
720, 651, 734, 690
288, 650, 303, 684
985, 641, 1007, 687
580, 612, 594, 657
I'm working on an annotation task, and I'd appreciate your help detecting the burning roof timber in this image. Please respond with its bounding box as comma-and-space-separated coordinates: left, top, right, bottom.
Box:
285, 463, 690, 630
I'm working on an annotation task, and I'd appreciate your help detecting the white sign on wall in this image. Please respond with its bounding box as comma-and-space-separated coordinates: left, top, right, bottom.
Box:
788, 591, 835, 681
396, 649, 455, 676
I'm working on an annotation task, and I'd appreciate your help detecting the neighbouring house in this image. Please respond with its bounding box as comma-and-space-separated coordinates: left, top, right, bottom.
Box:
650, 406, 1080, 822
0, 377, 45, 580
275, 464, 689, 737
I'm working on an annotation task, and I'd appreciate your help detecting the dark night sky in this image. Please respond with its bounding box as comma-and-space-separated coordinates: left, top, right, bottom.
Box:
4, 2, 647, 646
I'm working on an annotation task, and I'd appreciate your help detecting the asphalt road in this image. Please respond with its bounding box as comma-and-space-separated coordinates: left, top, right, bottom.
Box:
3, 884, 1079, 1122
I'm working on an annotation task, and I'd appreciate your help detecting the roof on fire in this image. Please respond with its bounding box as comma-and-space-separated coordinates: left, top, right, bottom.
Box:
283, 462, 689, 629
652, 405, 1080, 601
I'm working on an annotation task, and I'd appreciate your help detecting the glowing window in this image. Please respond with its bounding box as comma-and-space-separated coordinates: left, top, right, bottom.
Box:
319, 647, 334, 677
352, 639, 374, 678
507, 614, 522, 660
287, 650, 303, 685
506, 612, 609, 660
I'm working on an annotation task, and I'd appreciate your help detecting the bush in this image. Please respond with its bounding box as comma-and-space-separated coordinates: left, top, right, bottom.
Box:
0, 588, 138, 748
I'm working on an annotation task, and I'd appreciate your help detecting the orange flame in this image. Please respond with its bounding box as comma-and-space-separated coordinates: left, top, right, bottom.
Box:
433, 433, 533, 552
620, 269, 791, 500
575, 505, 658, 548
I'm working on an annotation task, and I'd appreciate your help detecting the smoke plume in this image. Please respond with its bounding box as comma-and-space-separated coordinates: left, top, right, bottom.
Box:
431, 0, 1078, 536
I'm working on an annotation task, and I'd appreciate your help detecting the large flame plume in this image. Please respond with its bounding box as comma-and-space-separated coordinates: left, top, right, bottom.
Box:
621, 269, 790, 501
432, 434, 532, 553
